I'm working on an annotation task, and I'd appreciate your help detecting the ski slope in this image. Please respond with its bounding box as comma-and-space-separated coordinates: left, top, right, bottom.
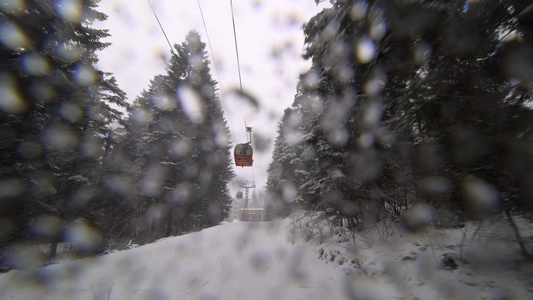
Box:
2, 217, 532, 299
0, 220, 346, 300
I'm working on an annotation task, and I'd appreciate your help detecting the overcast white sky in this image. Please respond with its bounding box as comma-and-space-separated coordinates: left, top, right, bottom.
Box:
94, 0, 329, 193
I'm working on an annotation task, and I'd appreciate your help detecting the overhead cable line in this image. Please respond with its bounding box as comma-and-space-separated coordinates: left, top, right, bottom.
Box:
196, 0, 222, 89
229, 1, 256, 184
196, 0, 237, 144
147, 0, 173, 52
146, 1, 252, 184
196, 0, 255, 186
229, 0, 243, 93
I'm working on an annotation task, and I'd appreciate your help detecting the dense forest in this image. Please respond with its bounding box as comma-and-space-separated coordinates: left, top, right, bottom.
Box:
265, 0, 533, 238
1, 0, 533, 272
0, 0, 234, 267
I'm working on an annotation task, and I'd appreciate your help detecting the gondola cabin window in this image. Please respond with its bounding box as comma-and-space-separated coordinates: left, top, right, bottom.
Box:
234, 143, 253, 167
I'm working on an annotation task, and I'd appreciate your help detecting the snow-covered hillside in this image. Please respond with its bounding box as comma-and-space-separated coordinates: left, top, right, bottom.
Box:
0, 220, 346, 300
1, 216, 532, 299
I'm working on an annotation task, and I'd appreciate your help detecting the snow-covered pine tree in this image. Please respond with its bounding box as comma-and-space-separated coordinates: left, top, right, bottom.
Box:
268, 0, 533, 230
0, 0, 128, 257
128, 31, 234, 239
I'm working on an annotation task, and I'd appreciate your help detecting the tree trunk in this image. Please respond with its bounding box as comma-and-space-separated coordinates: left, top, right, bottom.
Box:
505, 209, 528, 256
48, 242, 58, 260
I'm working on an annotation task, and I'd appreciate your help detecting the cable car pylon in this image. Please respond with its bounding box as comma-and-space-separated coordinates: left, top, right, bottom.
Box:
240, 180, 256, 221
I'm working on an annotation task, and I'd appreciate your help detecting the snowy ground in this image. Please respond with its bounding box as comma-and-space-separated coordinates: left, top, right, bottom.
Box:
0, 220, 346, 300
1, 215, 533, 299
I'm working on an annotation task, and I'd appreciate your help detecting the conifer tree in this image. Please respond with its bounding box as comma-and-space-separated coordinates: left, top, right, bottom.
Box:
268, 0, 533, 223
0, 0, 128, 255
129, 31, 234, 238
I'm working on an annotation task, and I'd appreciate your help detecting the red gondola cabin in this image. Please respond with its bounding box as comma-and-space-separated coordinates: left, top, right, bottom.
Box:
234, 143, 253, 167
